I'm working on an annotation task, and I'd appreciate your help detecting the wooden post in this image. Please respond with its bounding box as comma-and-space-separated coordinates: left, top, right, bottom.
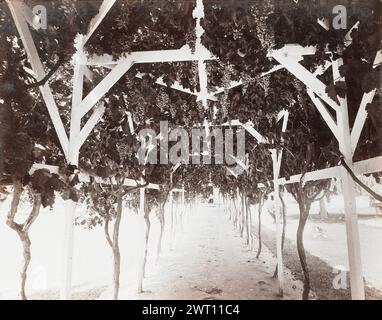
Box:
213, 187, 219, 205
333, 59, 365, 300
169, 190, 174, 250
271, 149, 284, 297
60, 199, 77, 300
180, 189, 185, 229
194, 0, 208, 108
137, 187, 146, 293
319, 198, 328, 220
60, 36, 85, 300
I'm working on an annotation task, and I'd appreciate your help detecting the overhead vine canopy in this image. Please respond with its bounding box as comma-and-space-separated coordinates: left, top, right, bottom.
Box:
0, 0, 380, 182
1, 0, 382, 302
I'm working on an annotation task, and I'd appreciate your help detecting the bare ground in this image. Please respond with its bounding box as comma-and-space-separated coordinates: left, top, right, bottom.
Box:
258, 223, 382, 300
102, 206, 305, 300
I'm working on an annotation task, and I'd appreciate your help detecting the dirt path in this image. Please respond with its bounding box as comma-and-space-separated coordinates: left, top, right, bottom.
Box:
111, 205, 304, 300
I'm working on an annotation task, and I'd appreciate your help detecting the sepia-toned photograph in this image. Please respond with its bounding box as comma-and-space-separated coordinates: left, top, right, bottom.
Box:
0, 0, 381, 307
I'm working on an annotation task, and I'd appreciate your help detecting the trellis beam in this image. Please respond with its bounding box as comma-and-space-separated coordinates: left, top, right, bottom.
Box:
354, 156, 382, 176
350, 89, 376, 154
272, 49, 341, 111
12, 0, 41, 30
76, 103, 106, 150
87, 46, 215, 66
83, 0, 116, 45
269, 44, 316, 57
260, 154, 382, 187
373, 50, 382, 69
275, 166, 340, 185
307, 89, 339, 141
30, 163, 160, 189
81, 44, 217, 118
135, 73, 218, 102
78, 59, 133, 118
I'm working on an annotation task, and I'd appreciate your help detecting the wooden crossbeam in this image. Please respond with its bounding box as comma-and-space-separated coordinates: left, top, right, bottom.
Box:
307, 89, 339, 141
276, 166, 340, 185
87, 45, 214, 65
136, 73, 242, 103
13, 0, 41, 30
222, 120, 267, 143
81, 45, 216, 118
373, 50, 382, 69
344, 22, 360, 48
258, 155, 382, 188
30, 163, 159, 190
135, 73, 218, 102
83, 0, 116, 45
350, 89, 376, 154
272, 50, 340, 111
76, 103, 106, 150
269, 44, 316, 57
78, 59, 133, 118
222, 110, 288, 145
354, 156, 382, 176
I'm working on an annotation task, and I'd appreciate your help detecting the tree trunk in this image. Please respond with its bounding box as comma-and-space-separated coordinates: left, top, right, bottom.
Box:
19, 232, 31, 300
104, 218, 113, 249
228, 198, 232, 221
243, 195, 249, 243
246, 197, 254, 249
296, 199, 311, 300
157, 206, 165, 261
256, 195, 264, 259
112, 187, 123, 300
156, 188, 171, 261
232, 196, 239, 229
7, 184, 41, 300
142, 205, 151, 279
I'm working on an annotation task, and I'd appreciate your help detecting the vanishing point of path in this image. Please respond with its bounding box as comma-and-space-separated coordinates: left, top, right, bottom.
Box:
118, 205, 304, 300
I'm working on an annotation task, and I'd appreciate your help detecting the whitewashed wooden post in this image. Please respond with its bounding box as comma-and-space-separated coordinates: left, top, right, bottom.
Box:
180, 188, 185, 230
236, 188, 241, 230
194, 0, 208, 109
213, 187, 220, 205
137, 187, 146, 293
319, 198, 328, 219
169, 190, 175, 250
60, 35, 85, 300
333, 59, 365, 300
271, 149, 284, 296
